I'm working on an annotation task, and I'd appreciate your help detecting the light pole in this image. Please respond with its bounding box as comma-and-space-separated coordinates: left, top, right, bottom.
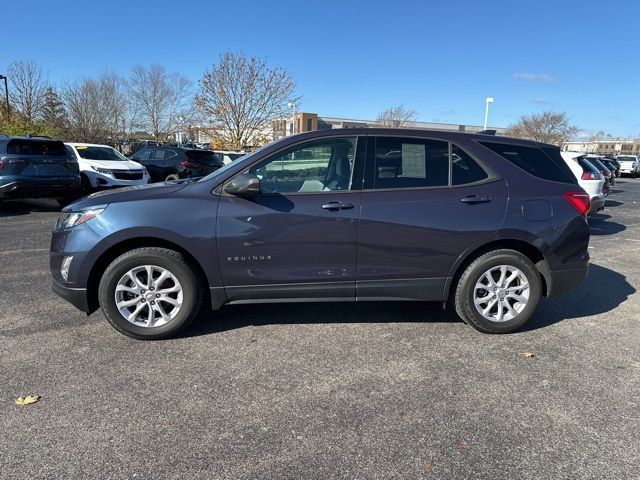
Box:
483, 97, 494, 130
0, 75, 9, 120
288, 102, 296, 135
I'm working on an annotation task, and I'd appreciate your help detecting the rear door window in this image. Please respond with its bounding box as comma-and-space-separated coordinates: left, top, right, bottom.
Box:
151, 149, 177, 160
480, 142, 575, 184
373, 137, 449, 189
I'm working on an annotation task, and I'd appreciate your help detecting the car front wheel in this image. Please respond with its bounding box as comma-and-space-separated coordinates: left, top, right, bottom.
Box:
454, 249, 542, 333
98, 247, 202, 339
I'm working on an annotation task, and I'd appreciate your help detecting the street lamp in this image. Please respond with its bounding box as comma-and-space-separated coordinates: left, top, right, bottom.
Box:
0, 75, 9, 120
288, 102, 296, 135
483, 97, 494, 130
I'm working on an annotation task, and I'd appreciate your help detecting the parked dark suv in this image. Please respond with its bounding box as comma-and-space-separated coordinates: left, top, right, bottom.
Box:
51, 129, 590, 339
1, 135, 80, 205
130, 146, 224, 182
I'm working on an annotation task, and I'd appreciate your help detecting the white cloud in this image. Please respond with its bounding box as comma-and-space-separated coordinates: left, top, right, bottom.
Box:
531, 97, 552, 104
513, 72, 556, 82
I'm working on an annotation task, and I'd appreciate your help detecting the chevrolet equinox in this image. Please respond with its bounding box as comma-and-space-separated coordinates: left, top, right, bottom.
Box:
50, 129, 590, 339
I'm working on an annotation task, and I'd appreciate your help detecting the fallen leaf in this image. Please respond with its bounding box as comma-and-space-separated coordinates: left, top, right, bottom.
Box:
522, 352, 535, 358
458, 441, 470, 449
15, 395, 40, 406
424, 462, 433, 472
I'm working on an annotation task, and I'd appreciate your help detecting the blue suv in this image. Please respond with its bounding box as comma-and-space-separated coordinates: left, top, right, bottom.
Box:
0, 135, 80, 205
50, 129, 591, 339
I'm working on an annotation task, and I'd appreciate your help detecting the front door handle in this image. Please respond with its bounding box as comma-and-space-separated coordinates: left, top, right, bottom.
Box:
322, 201, 355, 210
460, 195, 492, 204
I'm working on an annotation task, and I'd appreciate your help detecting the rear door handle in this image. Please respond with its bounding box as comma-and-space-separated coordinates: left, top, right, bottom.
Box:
460, 195, 492, 204
322, 201, 355, 210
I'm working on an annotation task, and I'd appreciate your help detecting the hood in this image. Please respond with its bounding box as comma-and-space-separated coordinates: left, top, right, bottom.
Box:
79, 158, 144, 170
67, 182, 187, 210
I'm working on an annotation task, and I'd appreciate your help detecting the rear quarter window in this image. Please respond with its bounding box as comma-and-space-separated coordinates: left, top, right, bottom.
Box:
480, 142, 575, 184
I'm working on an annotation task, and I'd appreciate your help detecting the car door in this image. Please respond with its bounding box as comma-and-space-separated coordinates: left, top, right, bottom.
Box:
131, 149, 157, 180
356, 136, 508, 302
150, 149, 179, 180
216, 135, 365, 302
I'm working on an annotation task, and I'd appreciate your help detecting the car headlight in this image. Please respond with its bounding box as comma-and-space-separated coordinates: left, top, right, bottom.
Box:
91, 166, 113, 175
55, 208, 105, 230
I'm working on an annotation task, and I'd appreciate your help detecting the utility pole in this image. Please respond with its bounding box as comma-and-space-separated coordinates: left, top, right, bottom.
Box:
0, 75, 9, 120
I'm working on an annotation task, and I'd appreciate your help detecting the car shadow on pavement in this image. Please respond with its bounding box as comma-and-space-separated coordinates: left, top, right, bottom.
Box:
588, 214, 626, 235
184, 263, 633, 337
604, 199, 623, 207
186, 299, 459, 337
0, 199, 60, 217
523, 263, 635, 331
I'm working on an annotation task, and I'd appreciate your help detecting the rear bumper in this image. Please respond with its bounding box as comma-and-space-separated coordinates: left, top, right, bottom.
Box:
0, 178, 81, 199
52, 281, 91, 313
546, 266, 589, 297
588, 196, 605, 216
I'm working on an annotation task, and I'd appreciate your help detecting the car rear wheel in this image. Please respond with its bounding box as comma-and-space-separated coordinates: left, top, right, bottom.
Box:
454, 249, 542, 334
165, 173, 180, 182
98, 247, 202, 340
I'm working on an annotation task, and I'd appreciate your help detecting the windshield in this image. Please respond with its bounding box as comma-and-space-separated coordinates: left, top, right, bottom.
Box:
196, 146, 265, 182
74, 145, 128, 161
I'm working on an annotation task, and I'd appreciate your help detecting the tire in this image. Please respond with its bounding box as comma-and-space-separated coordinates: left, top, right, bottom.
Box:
98, 247, 202, 340
454, 249, 542, 334
165, 173, 180, 182
80, 174, 93, 195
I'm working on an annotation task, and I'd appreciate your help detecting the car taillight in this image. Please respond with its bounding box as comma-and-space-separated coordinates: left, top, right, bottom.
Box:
563, 192, 591, 217
581, 171, 600, 180
179, 161, 200, 168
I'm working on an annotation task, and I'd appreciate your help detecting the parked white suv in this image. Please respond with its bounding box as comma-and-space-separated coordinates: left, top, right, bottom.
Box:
65, 143, 150, 192
561, 151, 606, 215
616, 155, 639, 177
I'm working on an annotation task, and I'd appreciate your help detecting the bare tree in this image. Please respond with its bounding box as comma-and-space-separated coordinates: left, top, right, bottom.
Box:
506, 111, 579, 145
62, 72, 128, 143
129, 65, 193, 141
376, 105, 418, 128
195, 51, 297, 150
7, 60, 48, 122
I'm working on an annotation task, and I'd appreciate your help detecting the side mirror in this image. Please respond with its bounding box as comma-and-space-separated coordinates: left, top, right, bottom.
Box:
224, 173, 261, 196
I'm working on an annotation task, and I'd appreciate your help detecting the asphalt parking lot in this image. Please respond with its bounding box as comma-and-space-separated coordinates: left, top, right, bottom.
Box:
1, 182, 639, 480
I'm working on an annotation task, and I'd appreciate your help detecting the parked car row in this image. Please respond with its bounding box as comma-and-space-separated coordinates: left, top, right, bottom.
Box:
0, 134, 239, 205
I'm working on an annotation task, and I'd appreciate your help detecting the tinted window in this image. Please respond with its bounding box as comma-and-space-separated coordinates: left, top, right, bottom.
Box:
7, 139, 67, 156
248, 137, 356, 193
185, 150, 217, 161
374, 137, 449, 189
577, 158, 600, 175
452, 145, 488, 185
134, 149, 152, 161
152, 149, 177, 160
480, 142, 574, 184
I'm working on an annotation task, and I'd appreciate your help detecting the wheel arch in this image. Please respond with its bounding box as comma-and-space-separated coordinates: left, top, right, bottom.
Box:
443, 238, 551, 301
86, 237, 211, 313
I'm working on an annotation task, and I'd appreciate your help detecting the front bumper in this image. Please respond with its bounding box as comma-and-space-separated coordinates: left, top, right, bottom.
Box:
0, 177, 80, 199
52, 281, 91, 313
85, 170, 150, 188
546, 266, 589, 297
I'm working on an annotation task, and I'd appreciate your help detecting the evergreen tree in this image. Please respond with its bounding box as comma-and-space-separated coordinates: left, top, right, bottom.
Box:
41, 86, 68, 133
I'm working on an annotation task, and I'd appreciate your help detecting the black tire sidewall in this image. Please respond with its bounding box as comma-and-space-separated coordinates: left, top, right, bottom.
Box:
99, 249, 200, 339
457, 251, 542, 334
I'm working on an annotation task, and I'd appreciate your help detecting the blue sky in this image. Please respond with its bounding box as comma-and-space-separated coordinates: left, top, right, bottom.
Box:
3, 0, 639, 137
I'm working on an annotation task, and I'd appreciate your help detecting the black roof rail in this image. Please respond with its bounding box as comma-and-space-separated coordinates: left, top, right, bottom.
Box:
27, 134, 53, 139
476, 129, 497, 135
